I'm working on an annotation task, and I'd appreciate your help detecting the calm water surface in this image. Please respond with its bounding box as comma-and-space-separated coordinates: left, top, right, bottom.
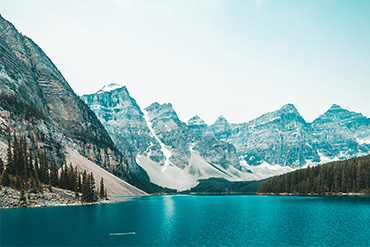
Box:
1, 195, 370, 246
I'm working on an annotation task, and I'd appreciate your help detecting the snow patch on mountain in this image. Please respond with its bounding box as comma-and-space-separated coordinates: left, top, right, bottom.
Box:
239, 160, 294, 181
136, 154, 197, 191
97, 83, 123, 94
317, 151, 340, 164
185, 150, 232, 179
136, 149, 253, 191
357, 138, 370, 145
143, 109, 172, 169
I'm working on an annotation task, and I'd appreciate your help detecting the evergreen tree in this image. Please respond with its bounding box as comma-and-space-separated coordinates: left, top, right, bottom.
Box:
78, 174, 82, 193
1, 132, 101, 200
356, 162, 364, 192
259, 155, 370, 195
99, 177, 105, 199
0, 157, 3, 175
30, 176, 38, 193
20, 185, 26, 202
81, 170, 88, 202
341, 170, 346, 192
15, 175, 22, 190
49, 161, 59, 187
48, 178, 53, 192
6, 134, 13, 175
1, 170, 10, 186
89, 172, 97, 202
27, 151, 33, 179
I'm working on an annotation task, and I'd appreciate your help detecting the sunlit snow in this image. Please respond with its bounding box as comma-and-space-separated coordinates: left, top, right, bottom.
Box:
357, 138, 370, 145
317, 151, 340, 164
143, 110, 172, 170
97, 83, 123, 94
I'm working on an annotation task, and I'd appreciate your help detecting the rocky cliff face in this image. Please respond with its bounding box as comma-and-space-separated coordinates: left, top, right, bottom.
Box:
202, 104, 370, 168
81, 84, 157, 177
311, 104, 370, 162
144, 102, 241, 170
83, 86, 246, 191
83, 82, 370, 189
203, 104, 320, 168
0, 14, 140, 182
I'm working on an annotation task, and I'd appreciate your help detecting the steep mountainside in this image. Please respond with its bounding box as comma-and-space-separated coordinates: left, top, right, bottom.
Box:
201, 104, 370, 168
83, 83, 370, 189
0, 14, 145, 193
83, 85, 250, 191
203, 104, 320, 168
311, 104, 370, 161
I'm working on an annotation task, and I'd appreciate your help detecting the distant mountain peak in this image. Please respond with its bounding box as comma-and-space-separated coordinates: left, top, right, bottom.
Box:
97, 83, 124, 94
146, 102, 173, 111
187, 115, 207, 126
328, 104, 343, 111
279, 103, 298, 113
215, 115, 228, 123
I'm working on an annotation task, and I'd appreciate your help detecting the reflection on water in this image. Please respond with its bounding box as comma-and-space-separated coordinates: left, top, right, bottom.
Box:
163, 195, 175, 220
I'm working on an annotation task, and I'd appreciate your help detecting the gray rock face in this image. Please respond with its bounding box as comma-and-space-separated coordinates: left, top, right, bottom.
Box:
83, 81, 370, 190
145, 102, 242, 170
83, 87, 241, 170
144, 102, 190, 168
81, 84, 162, 174
201, 104, 370, 168
83, 86, 243, 190
82, 84, 149, 153
0, 14, 139, 180
311, 104, 370, 160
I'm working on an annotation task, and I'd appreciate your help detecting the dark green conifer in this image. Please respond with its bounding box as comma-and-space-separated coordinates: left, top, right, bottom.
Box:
99, 177, 105, 199
0, 157, 3, 175
1, 170, 10, 186
6, 134, 13, 175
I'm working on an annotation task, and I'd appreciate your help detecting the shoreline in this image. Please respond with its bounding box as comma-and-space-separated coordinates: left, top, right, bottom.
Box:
0, 196, 147, 210
0, 185, 147, 209
3, 190, 369, 209
257, 192, 369, 196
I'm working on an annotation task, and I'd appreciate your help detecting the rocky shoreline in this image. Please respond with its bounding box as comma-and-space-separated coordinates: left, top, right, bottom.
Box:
0, 185, 111, 209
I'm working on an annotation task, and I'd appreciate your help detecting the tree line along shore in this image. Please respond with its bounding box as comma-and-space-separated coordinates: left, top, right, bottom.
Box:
0, 133, 107, 208
258, 155, 370, 195
1, 132, 369, 208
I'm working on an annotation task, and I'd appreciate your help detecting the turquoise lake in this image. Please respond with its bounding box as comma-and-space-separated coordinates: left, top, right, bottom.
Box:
1, 195, 370, 246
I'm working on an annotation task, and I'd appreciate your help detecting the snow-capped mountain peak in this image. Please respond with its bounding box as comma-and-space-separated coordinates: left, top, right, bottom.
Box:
97, 83, 124, 94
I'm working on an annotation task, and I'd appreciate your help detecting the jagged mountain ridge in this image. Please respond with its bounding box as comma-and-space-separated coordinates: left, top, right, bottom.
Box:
203, 104, 320, 168
0, 14, 147, 191
311, 104, 370, 160
83, 84, 370, 190
193, 103, 370, 168
82, 85, 249, 191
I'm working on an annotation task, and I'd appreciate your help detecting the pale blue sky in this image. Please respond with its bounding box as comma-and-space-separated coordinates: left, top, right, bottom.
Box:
1, 0, 369, 124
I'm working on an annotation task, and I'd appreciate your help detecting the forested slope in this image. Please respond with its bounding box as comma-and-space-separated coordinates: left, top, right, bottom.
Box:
258, 155, 370, 195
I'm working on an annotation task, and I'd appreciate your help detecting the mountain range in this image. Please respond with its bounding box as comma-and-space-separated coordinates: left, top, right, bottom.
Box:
82, 83, 370, 190
1, 14, 369, 193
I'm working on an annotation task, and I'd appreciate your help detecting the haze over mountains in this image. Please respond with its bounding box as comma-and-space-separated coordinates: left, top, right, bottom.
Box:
82, 83, 370, 190
1, 13, 369, 193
